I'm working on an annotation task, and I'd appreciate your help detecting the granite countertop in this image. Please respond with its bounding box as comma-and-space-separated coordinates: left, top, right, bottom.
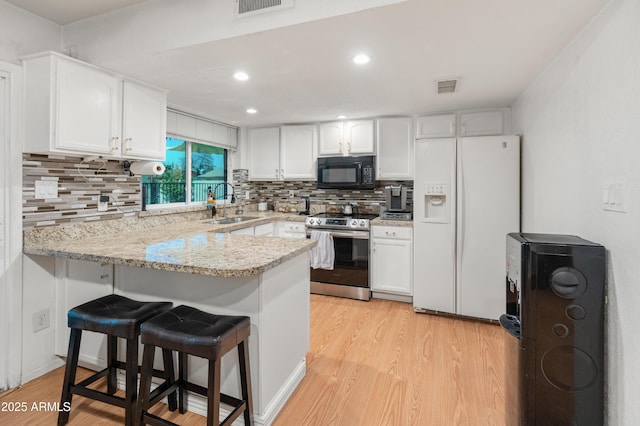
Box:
371, 217, 414, 227
23, 211, 315, 278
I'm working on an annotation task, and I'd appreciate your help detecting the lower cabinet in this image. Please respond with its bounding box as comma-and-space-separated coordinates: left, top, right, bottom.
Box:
275, 221, 307, 239
254, 223, 274, 236
230, 226, 255, 236
371, 225, 413, 296
54, 259, 114, 368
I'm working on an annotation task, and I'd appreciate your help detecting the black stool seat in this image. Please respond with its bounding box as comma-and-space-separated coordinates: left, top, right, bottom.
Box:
58, 294, 176, 426
68, 294, 173, 339
137, 305, 253, 426
140, 305, 251, 359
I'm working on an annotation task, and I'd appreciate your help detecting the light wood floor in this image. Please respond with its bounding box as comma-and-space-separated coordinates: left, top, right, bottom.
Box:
0, 295, 505, 425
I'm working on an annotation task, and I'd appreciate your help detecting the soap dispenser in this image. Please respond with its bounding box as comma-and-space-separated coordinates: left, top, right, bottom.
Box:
207, 186, 216, 216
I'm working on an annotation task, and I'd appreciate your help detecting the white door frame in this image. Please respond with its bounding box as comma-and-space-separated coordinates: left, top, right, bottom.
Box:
0, 60, 23, 390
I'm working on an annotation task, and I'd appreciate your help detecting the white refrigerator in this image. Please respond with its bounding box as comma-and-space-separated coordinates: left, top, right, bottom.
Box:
413, 135, 520, 320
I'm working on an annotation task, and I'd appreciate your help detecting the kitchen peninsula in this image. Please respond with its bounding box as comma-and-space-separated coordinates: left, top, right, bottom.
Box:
23, 211, 316, 425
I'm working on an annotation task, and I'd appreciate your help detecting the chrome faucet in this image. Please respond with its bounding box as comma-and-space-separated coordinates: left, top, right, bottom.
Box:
212, 182, 236, 218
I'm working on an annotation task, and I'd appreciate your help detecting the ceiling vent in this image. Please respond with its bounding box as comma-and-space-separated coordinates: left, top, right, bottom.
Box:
435, 78, 460, 94
235, 0, 294, 17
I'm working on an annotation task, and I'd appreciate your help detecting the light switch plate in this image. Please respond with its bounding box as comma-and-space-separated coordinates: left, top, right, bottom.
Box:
602, 181, 627, 213
34, 179, 59, 199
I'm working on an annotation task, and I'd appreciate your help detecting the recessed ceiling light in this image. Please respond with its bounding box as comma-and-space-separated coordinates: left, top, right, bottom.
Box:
337, 115, 346, 119
246, 108, 257, 114
234, 71, 249, 81
352, 54, 370, 65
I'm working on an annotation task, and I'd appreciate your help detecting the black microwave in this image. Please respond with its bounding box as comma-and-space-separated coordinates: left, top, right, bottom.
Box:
317, 155, 376, 189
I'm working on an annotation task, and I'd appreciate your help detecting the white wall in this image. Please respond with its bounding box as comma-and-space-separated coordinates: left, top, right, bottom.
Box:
511, 0, 639, 424
0, 2, 62, 387
0, 1, 61, 62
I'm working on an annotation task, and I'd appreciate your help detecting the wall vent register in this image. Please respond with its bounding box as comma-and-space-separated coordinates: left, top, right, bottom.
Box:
236, 0, 293, 16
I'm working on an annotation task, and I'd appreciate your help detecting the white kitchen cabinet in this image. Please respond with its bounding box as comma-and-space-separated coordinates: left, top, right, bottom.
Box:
318, 120, 374, 156
54, 259, 113, 369
376, 117, 413, 179
248, 125, 316, 180
459, 110, 506, 136
280, 124, 317, 179
254, 223, 274, 236
231, 227, 254, 236
248, 127, 281, 180
276, 221, 307, 239
23, 51, 167, 161
121, 80, 167, 159
416, 114, 456, 139
371, 225, 412, 296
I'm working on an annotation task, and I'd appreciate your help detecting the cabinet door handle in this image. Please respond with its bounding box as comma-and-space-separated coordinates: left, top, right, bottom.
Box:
275, 169, 279, 178
347, 142, 352, 153
280, 169, 284, 177
100, 274, 110, 280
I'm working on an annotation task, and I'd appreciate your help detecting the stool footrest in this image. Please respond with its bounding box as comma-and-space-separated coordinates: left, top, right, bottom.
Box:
71, 385, 127, 409
142, 411, 178, 426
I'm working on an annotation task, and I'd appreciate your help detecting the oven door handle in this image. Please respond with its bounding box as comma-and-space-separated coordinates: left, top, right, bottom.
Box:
307, 230, 370, 239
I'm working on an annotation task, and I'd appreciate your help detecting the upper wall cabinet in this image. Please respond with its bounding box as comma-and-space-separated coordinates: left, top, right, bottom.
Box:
166, 110, 238, 149
248, 127, 281, 180
417, 109, 510, 139
23, 51, 167, 161
416, 114, 456, 139
247, 124, 317, 180
376, 117, 413, 179
459, 109, 508, 136
318, 120, 375, 156
280, 124, 317, 180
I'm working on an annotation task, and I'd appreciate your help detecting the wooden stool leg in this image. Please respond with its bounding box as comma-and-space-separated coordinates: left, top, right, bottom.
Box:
124, 337, 139, 426
107, 335, 118, 395
178, 352, 188, 414
58, 328, 82, 426
136, 344, 156, 426
162, 348, 177, 411
207, 358, 221, 426
238, 340, 253, 426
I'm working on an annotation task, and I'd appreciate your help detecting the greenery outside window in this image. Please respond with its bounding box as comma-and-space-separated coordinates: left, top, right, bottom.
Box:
142, 137, 227, 207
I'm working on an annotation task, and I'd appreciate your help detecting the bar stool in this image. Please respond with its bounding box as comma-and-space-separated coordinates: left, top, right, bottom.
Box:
58, 294, 177, 426
136, 305, 253, 426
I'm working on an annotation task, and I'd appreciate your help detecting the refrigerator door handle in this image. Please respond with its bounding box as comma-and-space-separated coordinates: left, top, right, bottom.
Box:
456, 142, 464, 291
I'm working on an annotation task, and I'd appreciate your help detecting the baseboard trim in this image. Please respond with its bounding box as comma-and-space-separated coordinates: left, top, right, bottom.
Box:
118, 357, 307, 425
22, 357, 65, 385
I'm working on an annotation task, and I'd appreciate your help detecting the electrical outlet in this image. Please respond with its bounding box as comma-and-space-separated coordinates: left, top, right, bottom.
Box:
288, 190, 295, 198
32, 308, 50, 332
98, 195, 109, 212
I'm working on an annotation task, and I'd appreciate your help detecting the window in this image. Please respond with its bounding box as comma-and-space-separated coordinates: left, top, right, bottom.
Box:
142, 137, 227, 207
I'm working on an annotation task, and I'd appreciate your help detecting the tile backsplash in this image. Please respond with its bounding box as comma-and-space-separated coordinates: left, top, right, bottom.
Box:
22, 154, 413, 229
23, 154, 140, 229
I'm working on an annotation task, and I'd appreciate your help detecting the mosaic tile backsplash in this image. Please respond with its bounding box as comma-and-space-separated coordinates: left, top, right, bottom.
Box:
22, 154, 413, 228
23, 154, 141, 229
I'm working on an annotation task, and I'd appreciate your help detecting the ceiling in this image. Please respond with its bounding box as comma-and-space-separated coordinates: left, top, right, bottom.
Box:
6, 0, 611, 127
4, 0, 146, 25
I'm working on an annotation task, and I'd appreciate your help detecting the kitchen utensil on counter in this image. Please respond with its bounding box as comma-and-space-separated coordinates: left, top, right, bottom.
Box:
299, 197, 311, 215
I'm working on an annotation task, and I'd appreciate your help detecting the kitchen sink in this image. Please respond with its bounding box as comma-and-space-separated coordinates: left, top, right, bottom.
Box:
203, 216, 259, 225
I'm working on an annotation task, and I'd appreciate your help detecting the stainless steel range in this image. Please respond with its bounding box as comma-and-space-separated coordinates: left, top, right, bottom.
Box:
305, 212, 378, 301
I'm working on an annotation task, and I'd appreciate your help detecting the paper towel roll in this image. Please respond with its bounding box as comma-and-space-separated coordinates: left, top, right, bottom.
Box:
129, 161, 165, 176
